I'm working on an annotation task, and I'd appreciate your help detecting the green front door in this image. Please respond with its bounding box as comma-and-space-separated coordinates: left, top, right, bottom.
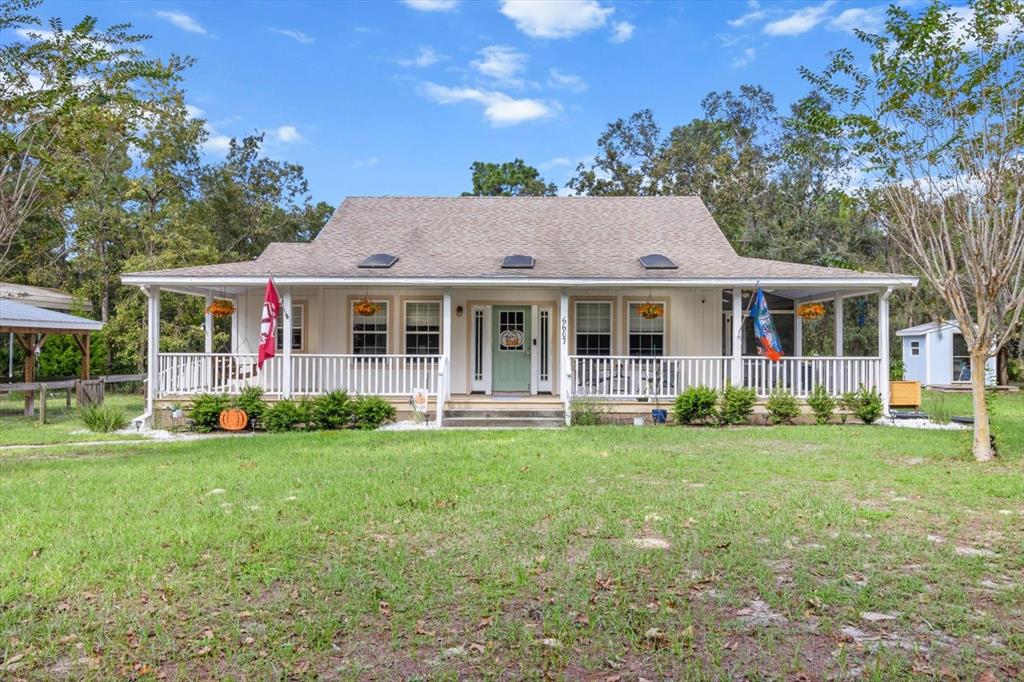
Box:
492, 306, 531, 392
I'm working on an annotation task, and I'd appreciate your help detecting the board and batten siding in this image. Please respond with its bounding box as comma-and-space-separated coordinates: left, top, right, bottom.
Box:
233, 285, 724, 395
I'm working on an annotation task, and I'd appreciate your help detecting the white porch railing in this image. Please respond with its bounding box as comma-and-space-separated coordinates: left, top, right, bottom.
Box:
156, 352, 444, 399
569, 355, 730, 399
567, 355, 881, 400
741, 356, 880, 398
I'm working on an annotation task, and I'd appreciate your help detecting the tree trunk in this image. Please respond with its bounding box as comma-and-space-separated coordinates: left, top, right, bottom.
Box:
970, 349, 994, 462
997, 346, 1008, 387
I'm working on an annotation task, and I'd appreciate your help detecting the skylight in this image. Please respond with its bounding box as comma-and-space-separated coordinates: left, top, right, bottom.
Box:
358, 253, 399, 269
639, 253, 677, 270
501, 254, 535, 269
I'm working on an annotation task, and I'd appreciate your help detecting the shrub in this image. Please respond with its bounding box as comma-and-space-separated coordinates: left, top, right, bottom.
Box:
850, 386, 884, 424
673, 386, 719, 425
571, 397, 608, 426
352, 396, 397, 430
80, 404, 128, 432
232, 386, 267, 427
889, 358, 905, 381
806, 384, 836, 425
766, 386, 800, 425
308, 390, 353, 430
188, 393, 231, 432
262, 399, 308, 433
718, 384, 756, 425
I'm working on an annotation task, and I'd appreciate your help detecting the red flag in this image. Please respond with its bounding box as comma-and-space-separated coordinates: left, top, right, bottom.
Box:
257, 277, 280, 370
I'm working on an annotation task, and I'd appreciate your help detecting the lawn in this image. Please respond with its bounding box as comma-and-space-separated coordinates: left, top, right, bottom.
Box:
0, 392, 146, 447
1, 392, 1022, 679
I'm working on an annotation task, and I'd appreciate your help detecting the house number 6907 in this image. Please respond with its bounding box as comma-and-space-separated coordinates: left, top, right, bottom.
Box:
560, 315, 568, 342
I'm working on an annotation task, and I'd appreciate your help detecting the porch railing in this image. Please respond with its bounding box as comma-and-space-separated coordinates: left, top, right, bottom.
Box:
569, 355, 730, 399
156, 352, 444, 399
567, 355, 880, 400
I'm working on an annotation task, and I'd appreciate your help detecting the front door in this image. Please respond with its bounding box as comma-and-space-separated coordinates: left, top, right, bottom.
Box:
492, 306, 531, 391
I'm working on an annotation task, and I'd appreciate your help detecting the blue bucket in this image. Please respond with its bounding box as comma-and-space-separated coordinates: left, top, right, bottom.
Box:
651, 409, 667, 424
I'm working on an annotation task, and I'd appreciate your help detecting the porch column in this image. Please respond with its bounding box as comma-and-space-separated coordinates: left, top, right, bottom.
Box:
878, 288, 892, 414
146, 285, 161, 415
282, 286, 293, 398
730, 287, 742, 386
794, 312, 804, 357
204, 292, 214, 392
559, 289, 570, 425
834, 296, 844, 357
438, 291, 451, 426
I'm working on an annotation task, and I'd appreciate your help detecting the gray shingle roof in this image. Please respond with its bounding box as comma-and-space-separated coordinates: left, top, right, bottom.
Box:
0, 299, 103, 332
123, 196, 908, 282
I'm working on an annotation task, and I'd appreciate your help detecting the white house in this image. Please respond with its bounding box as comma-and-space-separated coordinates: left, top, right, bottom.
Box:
121, 196, 918, 426
897, 320, 996, 387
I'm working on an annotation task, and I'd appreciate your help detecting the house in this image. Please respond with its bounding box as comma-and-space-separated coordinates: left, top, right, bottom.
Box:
897, 320, 996, 387
121, 196, 917, 426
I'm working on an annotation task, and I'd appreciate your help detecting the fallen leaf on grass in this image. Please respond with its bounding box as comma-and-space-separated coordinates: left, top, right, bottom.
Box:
468, 642, 485, 654
194, 646, 212, 657
378, 601, 391, 618
644, 627, 668, 644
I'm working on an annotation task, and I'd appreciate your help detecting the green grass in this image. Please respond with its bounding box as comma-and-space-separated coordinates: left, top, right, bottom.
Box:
1, 392, 1022, 679
0, 393, 145, 446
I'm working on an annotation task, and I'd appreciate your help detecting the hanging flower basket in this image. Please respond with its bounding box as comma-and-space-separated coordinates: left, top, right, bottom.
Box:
797, 303, 826, 320
205, 299, 235, 317
637, 302, 664, 320
353, 297, 380, 316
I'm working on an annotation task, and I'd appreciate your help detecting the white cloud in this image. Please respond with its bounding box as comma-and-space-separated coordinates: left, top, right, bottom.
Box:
185, 104, 204, 119
154, 10, 207, 35
732, 47, 756, 68
945, 5, 1022, 50
539, 157, 572, 169
420, 82, 558, 126
610, 21, 635, 43
727, 0, 767, 29
353, 157, 380, 168
402, 0, 459, 11
15, 27, 55, 41
500, 0, 614, 39
271, 28, 314, 44
471, 45, 528, 87
763, 1, 834, 36
828, 7, 886, 33
547, 68, 587, 93
203, 135, 232, 155
395, 46, 447, 68
275, 125, 302, 143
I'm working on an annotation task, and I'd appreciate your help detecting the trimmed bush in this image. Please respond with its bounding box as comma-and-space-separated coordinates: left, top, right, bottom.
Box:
673, 386, 718, 425
308, 391, 354, 430
262, 399, 308, 433
806, 384, 836, 425
352, 396, 397, 430
851, 386, 883, 424
838, 391, 858, 424
571, 397, 608, 426
766, 386, 800, 425
188, 393, 231, 432
80, 404, 128, 433
718, 385, 756, 425
232, 386, 267, 427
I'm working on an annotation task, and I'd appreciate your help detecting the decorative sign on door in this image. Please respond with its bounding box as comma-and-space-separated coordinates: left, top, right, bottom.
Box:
498, 310, 526, 350
499, 328, 525, 350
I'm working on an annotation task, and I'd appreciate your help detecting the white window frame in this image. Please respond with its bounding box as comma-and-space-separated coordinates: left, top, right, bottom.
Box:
627, 301, 666, 357
910, 340, 920, 357
351, 299, 389, 355
276, 302, 305, 352
403, 300, 442, 356
574, 300, 614, 356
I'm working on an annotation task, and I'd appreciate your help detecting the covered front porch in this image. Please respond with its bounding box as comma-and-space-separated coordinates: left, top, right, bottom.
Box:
139, 280, 894, 426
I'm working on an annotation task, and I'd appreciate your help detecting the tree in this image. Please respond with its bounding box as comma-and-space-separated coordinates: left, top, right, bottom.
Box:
800, 0, 1024, 460
464, 159, 556, 196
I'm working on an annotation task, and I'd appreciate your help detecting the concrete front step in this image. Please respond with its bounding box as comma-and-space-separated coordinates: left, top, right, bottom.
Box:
444, 409, 564, 419
444, 416, 565, 428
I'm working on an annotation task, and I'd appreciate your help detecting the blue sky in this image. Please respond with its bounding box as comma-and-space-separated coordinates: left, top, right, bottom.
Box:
31, 0, 898, 204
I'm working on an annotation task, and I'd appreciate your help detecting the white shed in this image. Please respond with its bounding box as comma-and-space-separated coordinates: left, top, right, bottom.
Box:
896, 320, 996, 387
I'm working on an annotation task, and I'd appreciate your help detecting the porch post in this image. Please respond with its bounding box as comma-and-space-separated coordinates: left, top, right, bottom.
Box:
282, 286, 293, 398
730, 287, 742, 386
146, 285, 161, 415
878, 288, 892, 415
438, 291, 451, 426
794, 312, 803, 357
834, 296, 844, 357
204, 291, 214, 392
560, 289, 570, 425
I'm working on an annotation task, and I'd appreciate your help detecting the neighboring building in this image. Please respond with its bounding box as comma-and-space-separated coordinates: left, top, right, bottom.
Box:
121, 196, 918, 425
897, 320, 997, 387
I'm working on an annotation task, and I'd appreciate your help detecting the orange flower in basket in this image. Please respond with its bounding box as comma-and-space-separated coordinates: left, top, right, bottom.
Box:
797, 303, 826, 320
353, 298, 379, 316
205, 299, 235, 317
637, 303, 664, 320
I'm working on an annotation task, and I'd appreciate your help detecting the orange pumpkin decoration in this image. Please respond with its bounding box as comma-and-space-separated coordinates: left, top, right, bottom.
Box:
219, 407, 249, 431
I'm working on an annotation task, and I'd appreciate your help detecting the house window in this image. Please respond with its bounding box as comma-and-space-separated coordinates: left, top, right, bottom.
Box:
575, 302, 612, 356
352, 300, 388, 355
952, 333, 970, 381
628, 302, 664, 357
276, 303, 304, 351
405, 301, 440, 355
910, 340, 920, 357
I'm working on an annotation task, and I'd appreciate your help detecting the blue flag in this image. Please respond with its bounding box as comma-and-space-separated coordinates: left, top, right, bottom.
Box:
752, 289, 783, 361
